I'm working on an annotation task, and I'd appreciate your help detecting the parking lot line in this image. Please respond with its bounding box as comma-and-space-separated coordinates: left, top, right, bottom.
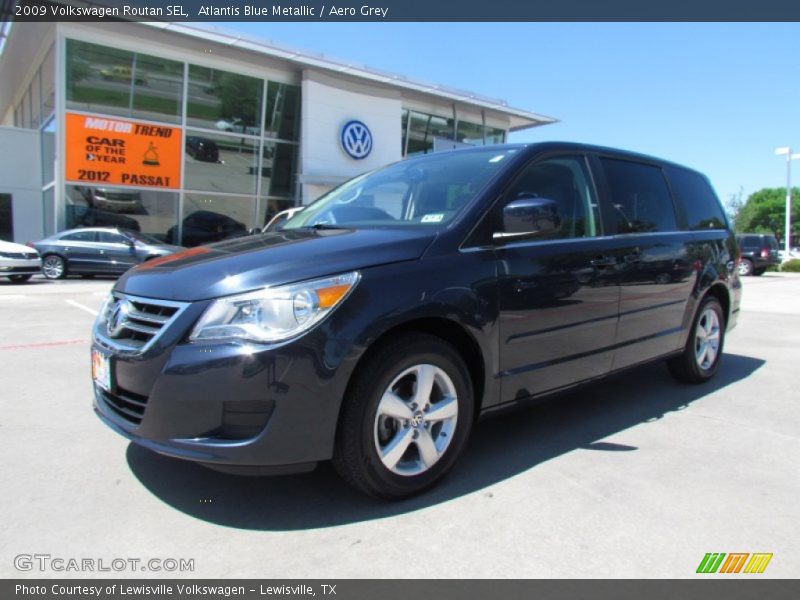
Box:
64, 299, 99, 317
0, 294, 26, 300
0, 339, 87, 351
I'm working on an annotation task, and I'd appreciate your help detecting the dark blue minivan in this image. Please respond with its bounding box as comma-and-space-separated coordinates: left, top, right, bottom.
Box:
92, 143, 741, 498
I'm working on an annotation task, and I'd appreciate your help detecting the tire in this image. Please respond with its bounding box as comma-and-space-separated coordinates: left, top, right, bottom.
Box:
738, 258, 754, 276
667, 295, 725, 384
42, 254, 67, 279
333, 333, 474, 499
8, 275, 32, 283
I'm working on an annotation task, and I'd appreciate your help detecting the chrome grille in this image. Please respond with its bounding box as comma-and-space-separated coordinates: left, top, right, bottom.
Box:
95, 292, 188, 354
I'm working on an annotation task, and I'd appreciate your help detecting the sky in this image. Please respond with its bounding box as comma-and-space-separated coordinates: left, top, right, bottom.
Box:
225, 22, 800, 209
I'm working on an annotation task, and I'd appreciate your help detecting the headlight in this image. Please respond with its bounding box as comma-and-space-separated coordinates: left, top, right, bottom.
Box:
189, 271, 360, 343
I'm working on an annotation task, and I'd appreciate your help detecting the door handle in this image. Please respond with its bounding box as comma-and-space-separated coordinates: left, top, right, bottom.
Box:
590, 256, 617, 268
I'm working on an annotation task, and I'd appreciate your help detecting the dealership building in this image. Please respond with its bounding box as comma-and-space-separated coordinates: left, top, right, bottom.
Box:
0, 20, 555, 245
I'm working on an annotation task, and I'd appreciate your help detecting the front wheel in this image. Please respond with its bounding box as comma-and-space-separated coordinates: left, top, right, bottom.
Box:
667, 295, 725, 384
333, 334, 474, 499
42, 255, 67, 279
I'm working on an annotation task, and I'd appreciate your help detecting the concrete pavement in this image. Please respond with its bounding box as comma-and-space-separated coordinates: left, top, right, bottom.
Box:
0, 273, 798, 578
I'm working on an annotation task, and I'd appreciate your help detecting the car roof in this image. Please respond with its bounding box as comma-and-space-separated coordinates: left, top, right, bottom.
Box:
411, 141, 704, 176
55, 227, 124, 237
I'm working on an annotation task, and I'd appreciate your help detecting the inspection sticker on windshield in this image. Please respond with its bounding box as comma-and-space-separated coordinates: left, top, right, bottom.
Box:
421, 213, 444, 223
92, 349, 112, 392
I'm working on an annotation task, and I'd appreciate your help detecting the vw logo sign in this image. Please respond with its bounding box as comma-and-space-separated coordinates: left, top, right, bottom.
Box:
106, 298, 131, 338
340, 120, 373, 160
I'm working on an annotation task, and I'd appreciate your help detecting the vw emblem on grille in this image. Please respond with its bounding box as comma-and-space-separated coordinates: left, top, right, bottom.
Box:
340, 120, 373, 160
106, 298, 131, 338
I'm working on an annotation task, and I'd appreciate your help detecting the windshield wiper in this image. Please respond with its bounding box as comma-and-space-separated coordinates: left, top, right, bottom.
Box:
299, 223, 347, 230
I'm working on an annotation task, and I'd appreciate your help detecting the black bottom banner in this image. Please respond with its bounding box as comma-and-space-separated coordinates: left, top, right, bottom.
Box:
3, 580, 800, 600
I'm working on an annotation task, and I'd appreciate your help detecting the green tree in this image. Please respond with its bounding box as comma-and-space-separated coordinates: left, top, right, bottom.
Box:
214, 72, 262, 128
734, 187, 800, 244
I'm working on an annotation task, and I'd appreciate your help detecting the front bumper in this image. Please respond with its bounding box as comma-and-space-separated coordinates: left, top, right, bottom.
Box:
0, 258, 41, 275
92, 302, 359, 471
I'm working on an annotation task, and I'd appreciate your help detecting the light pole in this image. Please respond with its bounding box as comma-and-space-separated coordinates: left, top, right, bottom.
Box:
775, 147, 800, 257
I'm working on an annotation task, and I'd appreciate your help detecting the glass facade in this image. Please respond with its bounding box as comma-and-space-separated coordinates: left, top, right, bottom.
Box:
65, 185, 179, 242
184, 131, 259, 196
20, 37, 514, 246
402, 108, 507, 156
66, 40, 184, 124
187, 65, 263, 132
14, 44, 54, 130
62, 39, 302, 246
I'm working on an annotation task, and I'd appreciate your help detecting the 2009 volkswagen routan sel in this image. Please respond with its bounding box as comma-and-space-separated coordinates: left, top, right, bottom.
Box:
92, 142, 741, 499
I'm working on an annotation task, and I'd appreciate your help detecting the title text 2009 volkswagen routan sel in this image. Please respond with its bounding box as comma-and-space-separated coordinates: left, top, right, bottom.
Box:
92, 143, 741, 498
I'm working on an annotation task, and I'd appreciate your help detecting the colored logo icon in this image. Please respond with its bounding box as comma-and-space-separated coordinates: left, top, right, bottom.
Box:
340, 120, 372, 160
696, 552, 773, 574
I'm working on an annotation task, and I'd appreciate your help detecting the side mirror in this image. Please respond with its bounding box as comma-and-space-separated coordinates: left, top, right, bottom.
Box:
493, 197, 561, 242
248, 228, 261, 235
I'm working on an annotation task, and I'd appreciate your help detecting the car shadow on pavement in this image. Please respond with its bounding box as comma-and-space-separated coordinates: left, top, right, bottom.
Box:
126, 353, 764, 530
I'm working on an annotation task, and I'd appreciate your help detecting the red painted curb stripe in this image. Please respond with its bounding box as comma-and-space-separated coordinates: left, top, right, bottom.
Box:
0, 339, 88, 351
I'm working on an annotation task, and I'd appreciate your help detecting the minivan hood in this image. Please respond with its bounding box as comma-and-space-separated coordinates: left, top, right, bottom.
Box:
115, 228, 436, 301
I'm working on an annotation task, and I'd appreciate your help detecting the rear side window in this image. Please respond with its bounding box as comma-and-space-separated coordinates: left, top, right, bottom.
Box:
600, 158, 678, 234
665, 166, 727, 230
61, 230, 95, 242
739, 235, 760, 248
97, 232, 125, 244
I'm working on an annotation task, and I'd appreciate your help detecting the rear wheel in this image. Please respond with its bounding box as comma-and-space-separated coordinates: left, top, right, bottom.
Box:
738, 258, 754, 276
667, 295, 725, 384
333, 334, 474, 499
42, 255, 67, 279
8, 275, 32, 283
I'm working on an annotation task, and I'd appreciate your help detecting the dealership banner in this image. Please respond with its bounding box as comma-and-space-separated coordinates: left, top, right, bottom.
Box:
64, 112, 182, 190
4, 580, 800, 599
5, 0, 800, 21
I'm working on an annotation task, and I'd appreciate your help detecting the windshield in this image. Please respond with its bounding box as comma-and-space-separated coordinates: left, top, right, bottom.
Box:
283, 148, 519, 231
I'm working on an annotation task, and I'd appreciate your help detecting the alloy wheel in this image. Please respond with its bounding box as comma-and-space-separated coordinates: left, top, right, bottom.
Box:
42, 256, 65, 279
695, 308, 721, 370
373, 363, 459, 476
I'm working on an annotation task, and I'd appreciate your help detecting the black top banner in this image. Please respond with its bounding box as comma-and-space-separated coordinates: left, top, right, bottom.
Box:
4, 0, 800, 22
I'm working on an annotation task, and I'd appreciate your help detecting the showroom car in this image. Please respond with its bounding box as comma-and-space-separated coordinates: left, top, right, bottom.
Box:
91, 142, 741, 499
33, 227, 183, 279
0, 239, 41, 282
165, 210, 249, 247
